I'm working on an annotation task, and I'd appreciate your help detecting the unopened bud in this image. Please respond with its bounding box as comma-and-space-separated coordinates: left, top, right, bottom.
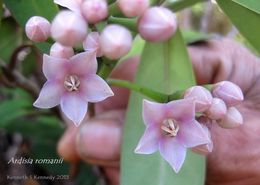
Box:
83, 32, 103, 57
218, 107, 243, 128
50, 42, 74, 59
81, 0, 108, 24
184, 86, 213, 112
25, 16, 51, 42
118, 0, 150, 17
138, 7, 177, 42
212, 81, 244, 106
206, 98, 227, 120
100, 24, 132, 60
51, 10, 88, 46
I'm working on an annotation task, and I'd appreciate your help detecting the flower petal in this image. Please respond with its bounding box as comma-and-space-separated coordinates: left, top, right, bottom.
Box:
192, 142, 213, 155
166, 98, 195, 122
33, 80, 63, 108
80, 75, 114, 102
43, 54, 68, 80
159, 138, 186, 173
134, 124, 160, 154
60, 92, 88, 126
54, 0, 81, 13
191, 124, 213, 155
69, 51, 97, 76
142, 99, 166, 126
178, 120, 211, 148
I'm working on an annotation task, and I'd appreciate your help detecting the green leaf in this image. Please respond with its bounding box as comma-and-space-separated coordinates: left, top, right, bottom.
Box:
0, 100, 27, 125
121, 30, 205, 185
0, 18, 21, 61
119, 36, 145, 62
3, 0, 58, 26
217, 0, 260, 53
0, 87, 33, 128
165, 0, 207, 12
35, 42, 53, 54
75, 164, 99, 185
182, 30, 213, 45
232, 0, 260, 14
0, 0, 3, 27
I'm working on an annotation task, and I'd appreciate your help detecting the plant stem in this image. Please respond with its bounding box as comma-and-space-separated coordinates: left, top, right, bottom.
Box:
163, 0, 207, 12
98, 58, 117, 79
108, 0, 164, 16
107, 79, 169, 102
203, 84, 213, 91
108, 2, 122, 16
108, 0, 116, 4
150, 0, 166, 6
9, 44, 32, 71
107, 79, 214, 103
168, 90, 184, 101
0, 59, 39, 98
108, 16, 137, 32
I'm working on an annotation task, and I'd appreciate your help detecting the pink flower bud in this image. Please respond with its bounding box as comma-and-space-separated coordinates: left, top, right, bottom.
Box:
118, 0, 150, 17
138, 7, 177, 42
50, 42, 74, 59
83, 32, 103, 57
51, 10, 88, 46
184, 86, 213, 112
100, 24, 132, 60
192, 126, 213, 155
206, 98, 227, 120
218, 107, 243, 128
212, 81, 244, 106
81, 0, 108, 24
25, 16, 51, 42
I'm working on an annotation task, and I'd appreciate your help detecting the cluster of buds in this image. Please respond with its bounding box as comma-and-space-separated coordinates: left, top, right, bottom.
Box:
135, 81, 244, 172
25, 0, 178, 60
184, 81, 244, 129
183, 81, 244, 154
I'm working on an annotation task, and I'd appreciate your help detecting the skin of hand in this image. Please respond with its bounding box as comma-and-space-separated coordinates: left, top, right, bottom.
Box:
57, 39, 260, 185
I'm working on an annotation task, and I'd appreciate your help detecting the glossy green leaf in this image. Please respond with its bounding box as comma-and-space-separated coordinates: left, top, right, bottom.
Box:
165, 0, 207, 12
0, 100, 28, 125
35, 42, 53, 54
0, 88, 32, 126
3, 0, 58, 26
233, 0, 260, 14
121, 30, 205, 185
182, 30, 213, 45
0, 18, 21, 61
0, 0, 3, 27
217, 0, 260, 53
120, 36, 145, 62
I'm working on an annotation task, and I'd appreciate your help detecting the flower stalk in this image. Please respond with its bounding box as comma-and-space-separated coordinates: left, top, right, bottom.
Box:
107, 79, 168, 102
107, 16, 137, 32
163, 0, 207, 12
98, 58, 118, 79
107, 78, 214, 103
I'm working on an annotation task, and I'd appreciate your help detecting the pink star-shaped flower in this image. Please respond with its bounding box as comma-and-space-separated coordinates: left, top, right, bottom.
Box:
33, 51, 114, 126
135, 99, 211, 173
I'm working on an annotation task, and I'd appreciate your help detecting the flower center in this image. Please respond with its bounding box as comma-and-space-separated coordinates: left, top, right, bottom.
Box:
161, 119, 179, 137
64, 75, 80, 92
